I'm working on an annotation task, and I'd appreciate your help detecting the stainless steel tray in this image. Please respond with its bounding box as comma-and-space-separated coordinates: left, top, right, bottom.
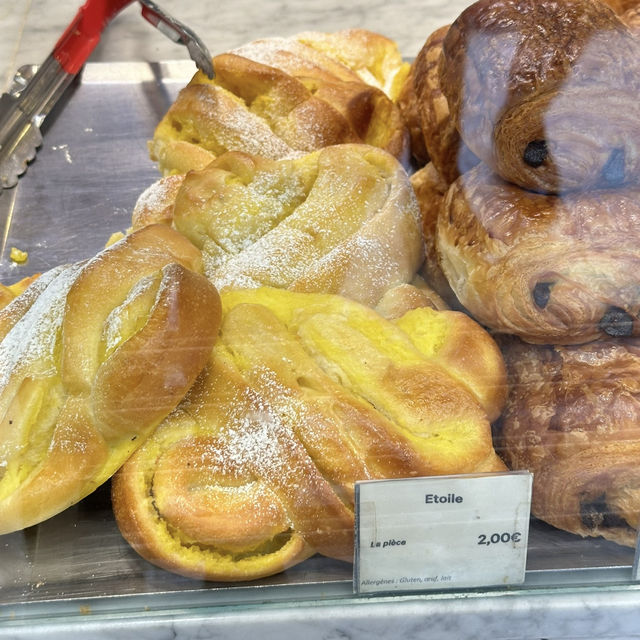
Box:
0, 61, 635, 612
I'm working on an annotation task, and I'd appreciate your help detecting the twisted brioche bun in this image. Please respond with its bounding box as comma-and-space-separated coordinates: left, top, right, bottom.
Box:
0, 225, 221, 534
150, 30, 410, 176
133, 144, 424, 308
112, 286, 506, 581
498, 335, 640, 547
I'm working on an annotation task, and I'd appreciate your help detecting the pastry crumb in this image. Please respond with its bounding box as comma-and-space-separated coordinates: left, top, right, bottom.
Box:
9, 247, 28, 264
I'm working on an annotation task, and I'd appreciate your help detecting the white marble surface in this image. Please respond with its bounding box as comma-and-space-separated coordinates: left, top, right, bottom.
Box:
3, 1, 640, 638
0, 0, 471, 92
4, 584, 640, 640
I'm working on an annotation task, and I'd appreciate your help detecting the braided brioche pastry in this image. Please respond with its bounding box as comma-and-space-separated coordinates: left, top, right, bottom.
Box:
438, 162, 640, 344
149, 30, 410, 176
0, 225, 221, 535
112, 287, 506, 581
294, 30, 410, 101
437, 0, 640, 194
498, 336, 640, 547
132, 144, 424, 308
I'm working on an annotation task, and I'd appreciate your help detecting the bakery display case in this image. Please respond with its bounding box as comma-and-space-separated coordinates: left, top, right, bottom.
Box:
2, 1, 640, 638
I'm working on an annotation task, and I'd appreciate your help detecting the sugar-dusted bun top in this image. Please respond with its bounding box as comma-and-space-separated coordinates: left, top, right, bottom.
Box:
134, 144, 424, 309
112, 285, 506, 581
149, 30, 410, 176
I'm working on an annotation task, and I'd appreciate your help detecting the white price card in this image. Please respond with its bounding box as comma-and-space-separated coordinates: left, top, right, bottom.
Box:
354, 471, 533, 594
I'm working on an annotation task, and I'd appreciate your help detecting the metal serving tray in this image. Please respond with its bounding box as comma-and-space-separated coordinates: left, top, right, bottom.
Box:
0, 61, 635, 612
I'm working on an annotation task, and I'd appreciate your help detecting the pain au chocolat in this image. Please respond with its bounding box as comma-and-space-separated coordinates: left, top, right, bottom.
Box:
0, 225, 221, 535
404, 0, 640, 344
437, 162, 640, 345
497, 335, 640, 547
437, 0, 640, 195
132, 144, 424, 309
149, 30, 410, 176
112, 287, 506, 581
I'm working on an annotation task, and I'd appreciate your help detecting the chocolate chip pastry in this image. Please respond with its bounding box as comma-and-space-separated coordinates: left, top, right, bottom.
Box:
404, 0, 640, 547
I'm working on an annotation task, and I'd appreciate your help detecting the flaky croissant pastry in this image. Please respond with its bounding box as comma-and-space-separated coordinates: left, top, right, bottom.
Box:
132, 144, 424, 308
149, 30, 410, 175
497, 336, 640, 547
402, 25, 478, 181
0, 225, 221, 535
438, 0, 640, 194
112, 287, 506, 581
437, 162, 640, 344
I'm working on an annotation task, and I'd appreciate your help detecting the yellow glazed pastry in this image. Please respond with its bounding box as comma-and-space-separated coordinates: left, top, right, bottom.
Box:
0, 225, 221, 534
132, 144, 424, 308
112, 287, 507, 581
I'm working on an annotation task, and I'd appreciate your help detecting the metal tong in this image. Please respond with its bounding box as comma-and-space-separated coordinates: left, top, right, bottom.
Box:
0, 0, 213, 189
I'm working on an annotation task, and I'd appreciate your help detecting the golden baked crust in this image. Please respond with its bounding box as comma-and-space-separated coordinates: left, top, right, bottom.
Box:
437, 162, 640, 344
131, 174, 184, 229
622, 3, 640, 31
498, 336, 640, 547
133, 144, 424, 308
410, 162, 461, 309
396, 64, 430, 165
374, 277, 449, 318
602, 0, 640, 13
410, 25, 478, 181
0, 225, 221, 535
295, 29, 411, 101
439, 0, 640, 194
150, 31, 410, 175
112, 287, 506, 581
0, 274, 40, 311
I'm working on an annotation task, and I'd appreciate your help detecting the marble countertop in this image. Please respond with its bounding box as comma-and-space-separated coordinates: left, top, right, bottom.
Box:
0, 0, 469, 92
3, 2, 640, 638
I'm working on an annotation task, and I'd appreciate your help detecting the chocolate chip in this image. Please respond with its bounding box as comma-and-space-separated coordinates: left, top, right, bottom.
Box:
523, 140, 548, 168
580, 494, 628, 530
532, 282, 553, 309
602, 148, 625, 186
598, 306, 634, 337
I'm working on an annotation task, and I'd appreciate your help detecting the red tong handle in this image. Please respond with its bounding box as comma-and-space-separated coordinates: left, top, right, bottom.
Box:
53, 0, 134, 74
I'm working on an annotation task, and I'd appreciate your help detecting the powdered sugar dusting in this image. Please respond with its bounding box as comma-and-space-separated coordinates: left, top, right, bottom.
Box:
102, 273, 158, 356
0, 263, 83, 392
132, 175, 183, 228
186, 376, 299, 487
209, 226, 318, 291
194, 87, 294, 160
229, 38, 319, 75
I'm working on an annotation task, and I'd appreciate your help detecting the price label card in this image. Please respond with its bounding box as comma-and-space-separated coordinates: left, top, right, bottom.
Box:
354, 471, 533, 594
